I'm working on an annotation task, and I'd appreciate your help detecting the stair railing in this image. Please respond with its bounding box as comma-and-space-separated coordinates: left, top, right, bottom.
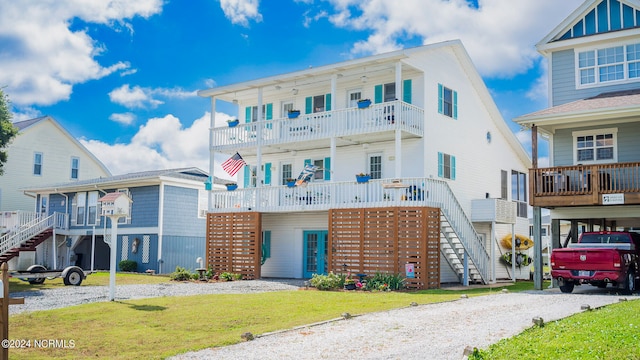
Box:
0, 212, 66, 256
424, 180, 490, 283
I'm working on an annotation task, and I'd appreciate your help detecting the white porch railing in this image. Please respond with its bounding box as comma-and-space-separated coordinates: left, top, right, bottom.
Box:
212, 100, 424, 151
0, 212, 68, 256
209, 177, 489, 283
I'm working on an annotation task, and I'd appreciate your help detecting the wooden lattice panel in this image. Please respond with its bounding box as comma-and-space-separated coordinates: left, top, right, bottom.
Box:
206, 212, 261, 280
328, 207, 440, 290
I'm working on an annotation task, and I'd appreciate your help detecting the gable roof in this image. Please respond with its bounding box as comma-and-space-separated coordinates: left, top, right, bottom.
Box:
537, 0, 640, 55
21, 167, 220, 193
514, 88, 640, 132
13, 116, 112, 176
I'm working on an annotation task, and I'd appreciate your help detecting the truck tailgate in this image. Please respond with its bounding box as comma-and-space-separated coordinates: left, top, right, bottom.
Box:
552, 248, 620, 271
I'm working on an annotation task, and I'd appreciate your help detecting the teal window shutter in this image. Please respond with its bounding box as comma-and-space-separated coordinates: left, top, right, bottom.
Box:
261, 231, 271, 265
305, 97, 313, 114
325, 94, 332, 111
451, 156, 456, 180
264, 162, 272, 185
304, 159, 311, 166
243, 165, 251, 187
438, 84, 443, 114
265, 103, 273, 120
403, 79, 412, 104
265, 103, 273, 129
453, 91, 458, 120
245, 106, 252, 123
324, 157, 331, 180
374, 85, 383, 103
437, 152, 443, 178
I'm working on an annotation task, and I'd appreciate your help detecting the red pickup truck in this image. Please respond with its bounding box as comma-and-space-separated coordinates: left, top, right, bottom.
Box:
550, 231, 640, 294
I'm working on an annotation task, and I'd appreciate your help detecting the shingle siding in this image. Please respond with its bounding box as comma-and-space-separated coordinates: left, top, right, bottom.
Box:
162, 185, 205, 237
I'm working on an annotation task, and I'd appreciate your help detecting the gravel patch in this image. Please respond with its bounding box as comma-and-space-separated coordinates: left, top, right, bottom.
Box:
9, 279, 304, 315
170, 290, 634, 360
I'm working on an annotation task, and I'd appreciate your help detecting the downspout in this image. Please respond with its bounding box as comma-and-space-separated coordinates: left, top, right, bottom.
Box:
158, 181, 165, 274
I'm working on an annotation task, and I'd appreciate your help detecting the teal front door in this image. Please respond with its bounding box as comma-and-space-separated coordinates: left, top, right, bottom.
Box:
303, 231, 328, 278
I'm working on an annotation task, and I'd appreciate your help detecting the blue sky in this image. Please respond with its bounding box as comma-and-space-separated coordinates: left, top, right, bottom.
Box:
0, 0, 584, 176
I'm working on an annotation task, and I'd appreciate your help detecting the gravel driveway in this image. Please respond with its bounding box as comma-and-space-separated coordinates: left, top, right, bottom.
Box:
9, 280, 636, 359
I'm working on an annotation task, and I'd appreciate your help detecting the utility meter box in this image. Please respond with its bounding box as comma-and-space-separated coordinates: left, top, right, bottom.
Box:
99, 192, 132, 217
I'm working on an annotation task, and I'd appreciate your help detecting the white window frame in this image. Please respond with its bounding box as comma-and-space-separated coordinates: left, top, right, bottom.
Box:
281, 100, 294, 118
33, 152, 43, 176
71, 157, 79, 180
75, 192, 86, 226
281, 162, 293, 185
310, 158, 324, 181
368, 152, 383, 180
87, 191, 99, 226
576, 41, 640, 88
572, 128, 618, 165
347, 89, 362, 107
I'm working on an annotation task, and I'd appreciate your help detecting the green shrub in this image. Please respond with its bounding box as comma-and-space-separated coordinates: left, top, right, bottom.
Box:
364, 272, 405, 291
118, 260, 137, 272
309, 272, 345, 290
170, 266, 194, 281
220, 272, 234, 281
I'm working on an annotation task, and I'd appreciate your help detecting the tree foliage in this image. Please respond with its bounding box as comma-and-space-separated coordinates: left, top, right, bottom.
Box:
0, 89, 18, 175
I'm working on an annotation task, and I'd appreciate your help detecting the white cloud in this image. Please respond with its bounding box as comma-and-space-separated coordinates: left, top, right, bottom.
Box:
108, 84, 197, 109
81, 112, 236, 178
109, 112, 136, 125
0, 0, 163, 106
319, 0, 583, 78
219, 0, 263, 27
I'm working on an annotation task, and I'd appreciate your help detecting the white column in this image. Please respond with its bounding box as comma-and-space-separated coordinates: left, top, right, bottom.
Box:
395, 62, 402, 101
256, 88, 263, 190
108, 216, 119, 301
395, 129, 402, 177
331, 74, 337, 110
208, 97, 216, 211
491, 221, 496, 283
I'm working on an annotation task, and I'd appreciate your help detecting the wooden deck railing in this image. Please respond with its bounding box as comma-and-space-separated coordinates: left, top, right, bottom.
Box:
530, 162, 640, 207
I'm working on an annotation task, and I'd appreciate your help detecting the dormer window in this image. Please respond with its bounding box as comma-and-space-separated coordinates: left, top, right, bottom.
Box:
577, 42, 640, 87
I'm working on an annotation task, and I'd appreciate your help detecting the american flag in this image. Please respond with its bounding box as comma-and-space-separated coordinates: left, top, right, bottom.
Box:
221, 152, 246, 176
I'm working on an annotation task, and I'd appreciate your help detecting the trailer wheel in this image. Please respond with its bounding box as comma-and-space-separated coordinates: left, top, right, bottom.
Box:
63, 268, 83, 286
27, 265, 47, 285
622, 270, 636, 295
559, 282, 574, 293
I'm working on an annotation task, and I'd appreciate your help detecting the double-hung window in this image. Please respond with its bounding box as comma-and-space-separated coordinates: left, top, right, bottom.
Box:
281, 163, 292, 185
87, 191, 99, 225
368, 153, 382, 180
71, 157, 79, 180
573, 128, 617, 164
33, 152, 43, 176
438, 84, 457, 119
511, 171, 527, 218
438, 152, 456, 180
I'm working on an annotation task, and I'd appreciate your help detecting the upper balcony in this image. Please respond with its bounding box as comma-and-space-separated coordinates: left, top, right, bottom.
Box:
211, 100, 424, 154
530, 162, 640, 207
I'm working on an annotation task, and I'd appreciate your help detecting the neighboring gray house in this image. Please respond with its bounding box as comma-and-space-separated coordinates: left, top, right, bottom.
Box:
515, 0, 640, 249
2, 168, 227, 274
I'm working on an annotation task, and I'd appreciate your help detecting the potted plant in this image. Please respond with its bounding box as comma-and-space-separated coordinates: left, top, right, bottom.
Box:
286, 178, 296, 188
288, 109, 301, 119
344, 278, 357, 290
227, 118, 239, 127
225, 183, 238, 191
355, 173, 370, 183
357, 99, 371, 109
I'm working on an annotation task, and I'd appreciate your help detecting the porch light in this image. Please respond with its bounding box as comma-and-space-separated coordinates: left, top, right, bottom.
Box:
291, 88, 299, 95
361, 75, 368, 83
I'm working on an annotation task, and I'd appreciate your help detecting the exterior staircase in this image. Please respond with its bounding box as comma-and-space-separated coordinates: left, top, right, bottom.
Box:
0, 212, 67, 264
426, 180, 490, 284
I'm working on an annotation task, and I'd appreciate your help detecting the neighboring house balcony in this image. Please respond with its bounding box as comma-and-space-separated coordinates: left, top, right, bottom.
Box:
530, 162, 640, 207
212, 100, 424, 154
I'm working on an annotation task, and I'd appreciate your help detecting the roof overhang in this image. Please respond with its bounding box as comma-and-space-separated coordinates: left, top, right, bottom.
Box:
514, 105, 640, 134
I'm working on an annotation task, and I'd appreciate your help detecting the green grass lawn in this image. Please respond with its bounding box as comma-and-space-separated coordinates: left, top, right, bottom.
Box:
471, 299, 640, 359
